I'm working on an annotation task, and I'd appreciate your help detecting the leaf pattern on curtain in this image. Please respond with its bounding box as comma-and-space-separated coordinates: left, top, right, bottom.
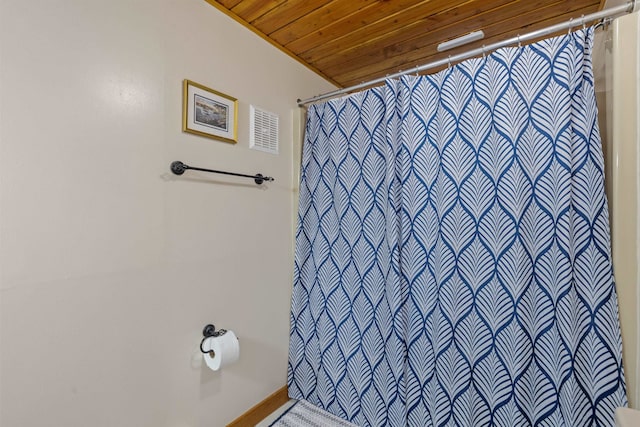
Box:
289, 28, 627, 427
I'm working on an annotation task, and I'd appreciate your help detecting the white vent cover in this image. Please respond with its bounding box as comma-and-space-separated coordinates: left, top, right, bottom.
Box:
250, 105, 279, 154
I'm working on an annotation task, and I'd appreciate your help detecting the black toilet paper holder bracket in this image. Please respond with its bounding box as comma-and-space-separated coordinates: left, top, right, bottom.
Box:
200, 324, 227, 354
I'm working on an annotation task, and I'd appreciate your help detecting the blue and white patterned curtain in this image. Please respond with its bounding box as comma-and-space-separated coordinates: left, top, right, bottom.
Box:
289, 28, 627, 426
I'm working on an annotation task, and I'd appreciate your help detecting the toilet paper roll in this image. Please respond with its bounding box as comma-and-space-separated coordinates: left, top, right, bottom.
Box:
202, 330, 239, 371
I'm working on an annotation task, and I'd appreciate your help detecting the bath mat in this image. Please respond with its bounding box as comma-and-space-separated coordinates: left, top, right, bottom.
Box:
268, 399, 359, 427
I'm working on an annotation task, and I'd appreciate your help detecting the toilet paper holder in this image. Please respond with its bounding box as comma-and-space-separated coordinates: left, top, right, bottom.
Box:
200, 324, 227, 354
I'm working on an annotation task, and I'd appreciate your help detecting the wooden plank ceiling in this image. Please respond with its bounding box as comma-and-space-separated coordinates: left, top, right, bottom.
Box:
205, 0, 604, 88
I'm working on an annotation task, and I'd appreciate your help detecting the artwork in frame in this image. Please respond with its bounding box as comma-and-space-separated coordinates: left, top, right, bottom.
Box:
182, 79, 238, 143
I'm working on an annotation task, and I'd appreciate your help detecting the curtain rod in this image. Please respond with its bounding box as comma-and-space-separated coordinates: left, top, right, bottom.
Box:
297, 1, 636, 107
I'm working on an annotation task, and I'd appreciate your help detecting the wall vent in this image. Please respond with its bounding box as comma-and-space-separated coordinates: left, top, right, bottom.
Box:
250, 105, 279, 154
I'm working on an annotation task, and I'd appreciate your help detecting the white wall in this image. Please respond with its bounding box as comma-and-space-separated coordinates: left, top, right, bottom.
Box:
0, 1, 335, 426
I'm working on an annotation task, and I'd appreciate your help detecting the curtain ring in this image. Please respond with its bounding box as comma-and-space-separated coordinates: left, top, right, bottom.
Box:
581, 15, 586, 30
568, 18, 573, 35
447, 56, 452, 69
517, 34, 521, 48
482, 45, 486, 59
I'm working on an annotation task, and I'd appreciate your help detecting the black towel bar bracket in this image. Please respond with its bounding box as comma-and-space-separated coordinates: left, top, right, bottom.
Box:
170, 161, 274, 185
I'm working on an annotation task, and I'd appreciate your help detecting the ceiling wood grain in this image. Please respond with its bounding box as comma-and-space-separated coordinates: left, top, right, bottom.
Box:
205, 0, 604, 88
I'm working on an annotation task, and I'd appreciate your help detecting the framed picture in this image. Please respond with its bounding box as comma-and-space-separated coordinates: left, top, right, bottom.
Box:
182, 79, 238, 143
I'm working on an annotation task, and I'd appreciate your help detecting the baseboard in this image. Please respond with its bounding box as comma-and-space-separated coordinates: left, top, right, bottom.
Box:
227, 385, 289, 427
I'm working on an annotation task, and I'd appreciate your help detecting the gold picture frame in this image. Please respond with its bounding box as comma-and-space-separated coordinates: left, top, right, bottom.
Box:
182, 79, 238, 143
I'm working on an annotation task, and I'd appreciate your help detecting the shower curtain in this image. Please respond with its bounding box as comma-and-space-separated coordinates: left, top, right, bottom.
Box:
288, 28, 627, 426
